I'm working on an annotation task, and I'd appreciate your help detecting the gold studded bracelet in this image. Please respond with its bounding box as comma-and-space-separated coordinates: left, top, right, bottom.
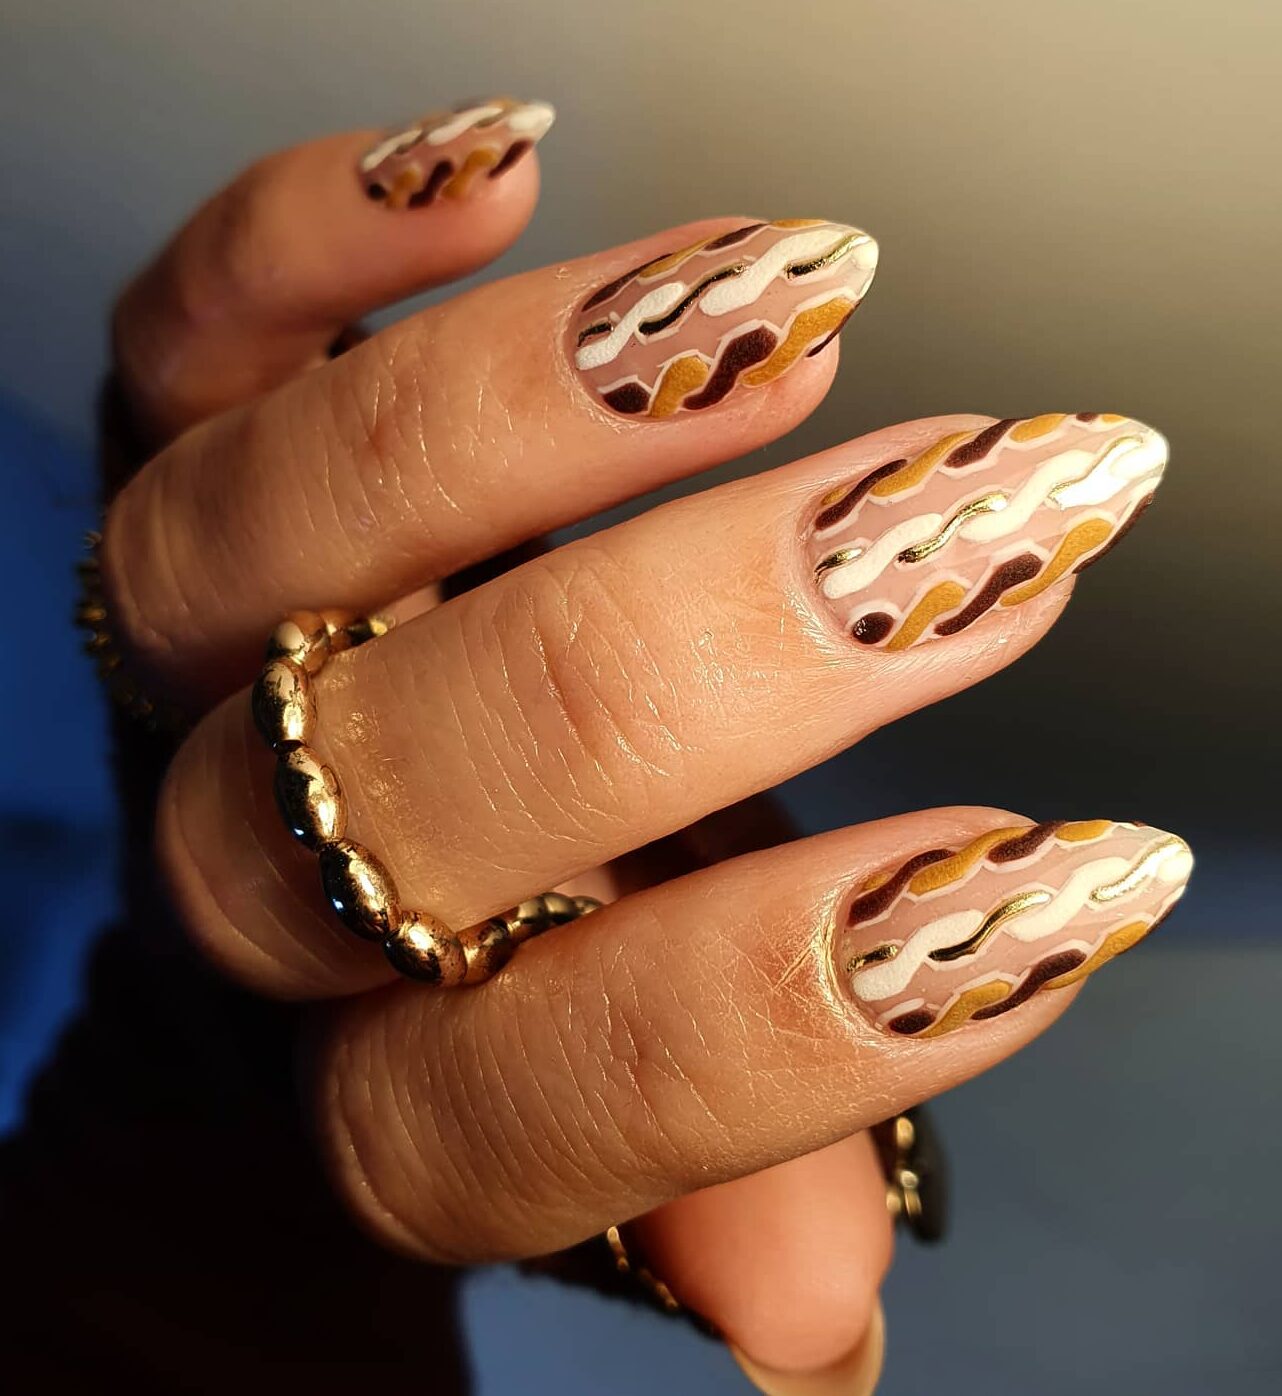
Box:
251, 609, 598, 986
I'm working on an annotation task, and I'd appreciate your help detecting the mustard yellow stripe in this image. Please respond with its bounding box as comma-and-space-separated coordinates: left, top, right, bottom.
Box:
648, 355, 710, 418
907, 826, 1030, 895
638, 239, 710, 278
1042, 919, 1152, 990
742, 296, 854, 387
1000, 519, 1115, 608
919, 979, 1012, 1037
886, 581, 968, 651
442, 146, 499, 199
1056, 819, 1113, 843
1009, 413, 1068, 442
870, 431, 974, 499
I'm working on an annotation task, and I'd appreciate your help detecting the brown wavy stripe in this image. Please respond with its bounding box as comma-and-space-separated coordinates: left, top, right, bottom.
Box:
407, 160, 455, 208
744, 296, 856, 387
1000, 518, 1114, 607
870, 432, 972, 499
886, 581, 967, 651
934, 553, 1041, 636
972, 948, 1087, 1019
988, 821, 1066, 862
887, 1007, 938, 1036
853, 612, 894, 645
601, 382, 650, 414
683, 326, 777, 410
1072, 490, 1155, 575
1042, 917, 1154, 990
919, 979, 1013, 1037
907, 826, 1028, 896
582, 264, 647, 312
813, 459, 908, 531
943, 419, 1019, 469
489, 139, 532, 178
848, 847, 955, 925
704, 222, 767, 249
648, 355, 710, 418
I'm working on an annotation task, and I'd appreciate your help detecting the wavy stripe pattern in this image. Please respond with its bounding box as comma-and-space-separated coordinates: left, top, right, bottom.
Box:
360, 97, 555, 210
572, 220, 878, 418
836, 820, 1192, 1038
807, 414, 1168, 651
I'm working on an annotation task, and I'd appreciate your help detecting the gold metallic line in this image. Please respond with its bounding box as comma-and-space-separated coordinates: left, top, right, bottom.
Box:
927, 889, 1052, 963
786, 231, 867, 279
815, 544, 864, 579
1089, 836, 1187, 904
896, 492, 1008, 565
637, 238, 712, 279
1045, 434, 1149, 507
846, 942, 899, 977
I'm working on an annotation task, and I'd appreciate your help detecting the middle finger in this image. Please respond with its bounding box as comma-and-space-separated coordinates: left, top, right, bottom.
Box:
161, 410, 1168, 998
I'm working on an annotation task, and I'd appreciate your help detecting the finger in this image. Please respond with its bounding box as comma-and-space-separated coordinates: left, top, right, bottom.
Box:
102, 216, 875, 702
310, 810, 1193, 1261
634, 1134, 892, 1374
734, 1301, 886, 1396
112, 97, 554, 443
159, 413, 1168, 998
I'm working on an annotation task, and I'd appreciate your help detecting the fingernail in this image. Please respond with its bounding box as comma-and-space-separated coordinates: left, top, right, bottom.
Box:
838, 820, 1193, 1037
733, 1301, 886, 1396
359, 97, 555, 208
572, 219, 878, 418
807, 414, 1167, 649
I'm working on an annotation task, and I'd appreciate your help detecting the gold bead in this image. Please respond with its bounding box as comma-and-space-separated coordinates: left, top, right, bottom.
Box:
505, 898, 551, 942
318, 838, 400, 941
461, 918, 515, 984
251, 659, 316, 750
266, 610, 331, 675
538, 892, 579, 925
273, 744, 347, 849
384, 913, 467, 985
572, 895, 603, 917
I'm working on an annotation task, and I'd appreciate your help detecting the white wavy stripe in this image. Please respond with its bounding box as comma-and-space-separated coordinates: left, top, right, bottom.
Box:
850, 840, 1191, 1003
1051, 429, 1167, 508
360, 126, 422, 172
506, 100, 556, 136
699, 225, 866, 317
575, 282, 692, 371
425, 103, 507, 145
819, 514, 943, 599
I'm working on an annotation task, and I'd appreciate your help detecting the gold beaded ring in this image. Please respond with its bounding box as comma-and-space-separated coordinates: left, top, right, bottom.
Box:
252, 609, 600, 986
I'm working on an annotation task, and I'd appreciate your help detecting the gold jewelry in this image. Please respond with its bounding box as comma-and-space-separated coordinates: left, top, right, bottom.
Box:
604, 1224, 682, 1315
75, 529, 186, 732
252, 609, 600, 985
873, 1106, 948, 1243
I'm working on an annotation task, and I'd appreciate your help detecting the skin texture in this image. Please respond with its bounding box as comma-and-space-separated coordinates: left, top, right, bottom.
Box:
94, 116, 1185, 1387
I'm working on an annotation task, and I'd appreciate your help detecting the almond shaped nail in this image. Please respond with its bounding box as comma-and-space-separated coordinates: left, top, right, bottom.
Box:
571, 219, 878, 418
808, 414, 1168, 649
359, 97, 555, 209
837, 820, 1193, 1037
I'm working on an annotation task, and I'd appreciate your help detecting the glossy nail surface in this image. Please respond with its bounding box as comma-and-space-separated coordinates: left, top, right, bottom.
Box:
837, 820, 1192, 1038
808, 414, 1167, 649
571, 219, 878, 418
359, 97, 555, 208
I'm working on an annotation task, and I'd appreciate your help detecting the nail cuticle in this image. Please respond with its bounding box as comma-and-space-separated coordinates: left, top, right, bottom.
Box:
837, 820, 1193, 1038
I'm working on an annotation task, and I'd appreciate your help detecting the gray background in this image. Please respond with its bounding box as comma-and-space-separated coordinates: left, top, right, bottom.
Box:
1, 1, 1278, 1392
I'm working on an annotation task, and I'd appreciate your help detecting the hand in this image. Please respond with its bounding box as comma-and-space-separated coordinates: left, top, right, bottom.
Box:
90, 98, 1189, 1392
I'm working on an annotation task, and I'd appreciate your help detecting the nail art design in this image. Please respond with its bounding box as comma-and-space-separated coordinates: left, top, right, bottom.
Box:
837, 820, 1192, 1038
571, 219, 878, 418
808, 414, 1167, 649
360, 98, 555, 208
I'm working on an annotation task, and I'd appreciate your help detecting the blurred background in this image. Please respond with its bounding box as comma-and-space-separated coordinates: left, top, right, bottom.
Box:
1, 0, 1278, 1391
